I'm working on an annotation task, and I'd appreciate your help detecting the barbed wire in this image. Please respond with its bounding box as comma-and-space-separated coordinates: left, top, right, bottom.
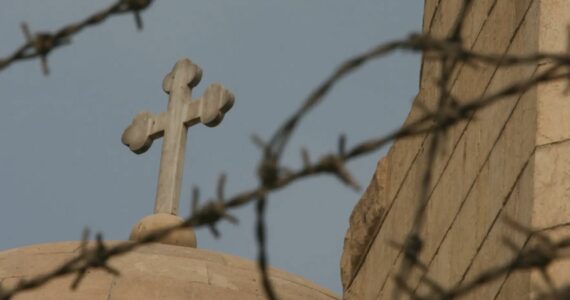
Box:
0, 0, 154, 75
394, 3, 474, 298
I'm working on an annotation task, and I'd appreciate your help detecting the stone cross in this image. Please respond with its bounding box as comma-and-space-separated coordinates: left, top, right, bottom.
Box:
122, 58, 234, 215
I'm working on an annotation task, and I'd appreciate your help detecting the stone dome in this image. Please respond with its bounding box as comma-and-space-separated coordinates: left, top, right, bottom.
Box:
0, 241, 338, 299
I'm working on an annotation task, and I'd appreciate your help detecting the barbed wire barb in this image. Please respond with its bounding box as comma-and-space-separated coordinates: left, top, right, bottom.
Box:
0, 0, 155, 75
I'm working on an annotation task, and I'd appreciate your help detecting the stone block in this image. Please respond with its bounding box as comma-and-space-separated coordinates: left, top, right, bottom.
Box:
133, 243, 225, 264
341, 157, 388, 289
457, 157, 534, 300
0, 252, 72, 278
355, 141, 430, 298
428, 0, 466, 39
343, 1, 570, 299
2, 271, 114, 300
422, 0, 439, 32
266, 275, 338, 300
536, 0, 570, 145
363, 1, 538, 296
529, 225, 570, 293
495, 271, 531, 300
533, 141, 570, 229
415, 83, 535, 289
537, 76, 570, 146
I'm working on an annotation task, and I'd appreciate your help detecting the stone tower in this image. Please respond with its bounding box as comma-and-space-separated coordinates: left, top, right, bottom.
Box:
342, 1, 570, 299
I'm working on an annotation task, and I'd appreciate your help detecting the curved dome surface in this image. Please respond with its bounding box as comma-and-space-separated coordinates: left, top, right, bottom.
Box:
0, 241, 338, 300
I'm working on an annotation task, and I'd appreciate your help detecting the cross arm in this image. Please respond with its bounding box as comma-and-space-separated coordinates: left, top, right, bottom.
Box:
184, 83, 235, 127
121, 111, 167, 154
121, 83, 234, 154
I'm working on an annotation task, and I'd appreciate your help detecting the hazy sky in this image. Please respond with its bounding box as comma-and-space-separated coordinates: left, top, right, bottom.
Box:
0, 1, 422, 294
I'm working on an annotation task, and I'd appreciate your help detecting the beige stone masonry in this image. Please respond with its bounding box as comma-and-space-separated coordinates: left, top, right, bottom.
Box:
341, 0, 510, 292
0, 242, 338, 300
536, 0, 570, 146
460, 157, 534, 300
343, 0, 537, 297
342, 0, 570, 299
340, 158, 388, 289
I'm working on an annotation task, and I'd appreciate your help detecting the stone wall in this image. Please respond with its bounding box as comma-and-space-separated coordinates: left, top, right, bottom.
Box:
340, 1, 570, 299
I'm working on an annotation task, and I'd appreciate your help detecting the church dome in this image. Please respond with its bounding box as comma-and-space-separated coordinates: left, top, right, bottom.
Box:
0, 241, 338, 299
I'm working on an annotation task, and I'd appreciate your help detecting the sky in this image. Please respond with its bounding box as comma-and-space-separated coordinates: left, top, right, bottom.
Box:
0, 1, 422, 294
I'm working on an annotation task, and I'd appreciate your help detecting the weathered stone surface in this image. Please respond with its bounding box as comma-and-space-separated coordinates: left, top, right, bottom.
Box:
0, 242, 339, 300
494, 224, 570, 300
417, 151, 534, 298
413, 57, 537, 292
129, 213, 197, 248
494, 270, 531, 300
533, 141, 570, 229
2, 271, 115, 300
344, 1, 538, 298
536, 0, 570, 146
340, 157, 388, 290
529, 225, 570, 293
459, 158, 534, 300
343, 0, 570, 299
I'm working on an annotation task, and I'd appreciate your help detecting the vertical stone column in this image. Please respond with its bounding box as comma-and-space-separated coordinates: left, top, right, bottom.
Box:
341, 1, 570, 299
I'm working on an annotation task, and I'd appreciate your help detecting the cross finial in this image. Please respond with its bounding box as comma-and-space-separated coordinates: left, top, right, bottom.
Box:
122, 58, 234, 216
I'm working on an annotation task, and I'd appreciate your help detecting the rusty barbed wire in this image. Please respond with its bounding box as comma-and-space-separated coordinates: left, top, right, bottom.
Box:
0, 0, 154, 75
3, 3, 570, 298
255, 196, 277, 300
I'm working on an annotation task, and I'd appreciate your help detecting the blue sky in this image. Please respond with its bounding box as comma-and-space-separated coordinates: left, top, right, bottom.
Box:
0, 1, 422, 293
